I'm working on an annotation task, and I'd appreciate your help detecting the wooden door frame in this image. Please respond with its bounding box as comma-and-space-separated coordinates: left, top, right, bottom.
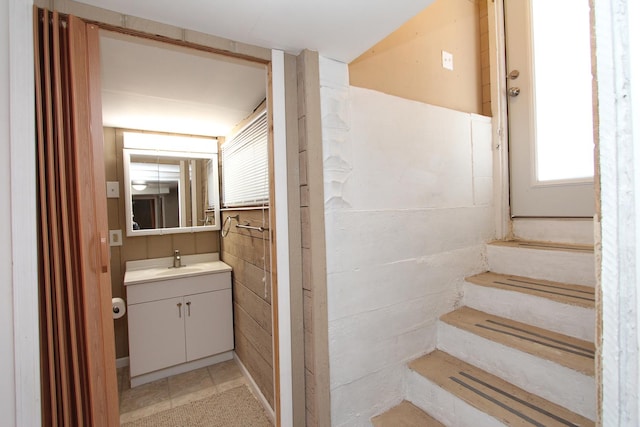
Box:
487, 0, 511, 240
85, 25, 299, 425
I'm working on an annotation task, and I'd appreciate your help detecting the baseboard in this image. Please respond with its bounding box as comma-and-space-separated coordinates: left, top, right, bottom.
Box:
234, 352, 276, 424
116, 356, 130, 369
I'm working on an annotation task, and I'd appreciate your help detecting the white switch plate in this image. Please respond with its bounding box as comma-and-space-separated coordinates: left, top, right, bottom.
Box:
442, 50, 454, 71
106, 181, 119, 198
109, 229, 122, 247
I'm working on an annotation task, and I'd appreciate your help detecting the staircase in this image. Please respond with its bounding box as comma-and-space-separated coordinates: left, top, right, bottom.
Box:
372, 240, 596, 427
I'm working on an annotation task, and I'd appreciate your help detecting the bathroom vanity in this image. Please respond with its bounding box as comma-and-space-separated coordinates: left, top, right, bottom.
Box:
124, 253, 233, 387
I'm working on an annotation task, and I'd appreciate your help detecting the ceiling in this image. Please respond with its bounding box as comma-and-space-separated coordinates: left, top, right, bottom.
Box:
100, 32, 267, 136
80, 0, 432, 63
95, 0, 434, 137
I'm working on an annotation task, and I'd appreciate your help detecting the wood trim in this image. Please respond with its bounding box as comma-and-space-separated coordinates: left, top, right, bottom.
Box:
283, 51, 306, 427
266, 61, 281, 426
87, 21, 269, 66
487, 0, 511, 239
68, 15, 119, 425
299, 49, 332, 427
87, 22, 121, 425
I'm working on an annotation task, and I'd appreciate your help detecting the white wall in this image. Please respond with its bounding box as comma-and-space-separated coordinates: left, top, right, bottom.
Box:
3, 1, 39, 426
319, 57, 495, 426
0, 1, 16, 425
596, 0, 640, 424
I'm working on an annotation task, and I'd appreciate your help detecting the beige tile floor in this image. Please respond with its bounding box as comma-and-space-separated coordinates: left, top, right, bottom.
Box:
118, 359, 250, 424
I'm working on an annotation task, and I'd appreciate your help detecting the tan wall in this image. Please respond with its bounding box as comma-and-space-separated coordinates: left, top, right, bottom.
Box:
104, 127, 220, 359
220, 209, 273, 407
349, 0, 484, 115
479, 0, 491, 116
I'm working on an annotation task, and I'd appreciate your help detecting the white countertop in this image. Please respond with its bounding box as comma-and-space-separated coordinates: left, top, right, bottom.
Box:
124, 253, 232, 286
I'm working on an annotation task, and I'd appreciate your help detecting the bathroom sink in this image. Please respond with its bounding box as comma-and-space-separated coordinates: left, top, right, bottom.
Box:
124, 253, 232, 286
154, 265, 204, 277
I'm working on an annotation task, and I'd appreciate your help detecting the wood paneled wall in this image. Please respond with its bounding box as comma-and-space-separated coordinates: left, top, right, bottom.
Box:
104, 127, 220, 359
220, 208, 273, 408
297, 50, 331, 427
479, 0, 492, 117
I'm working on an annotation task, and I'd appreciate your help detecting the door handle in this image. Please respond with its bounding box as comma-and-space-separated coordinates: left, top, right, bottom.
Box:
186, 301, 191, 316
508, 87, 521, 97
177, 302, 182, 318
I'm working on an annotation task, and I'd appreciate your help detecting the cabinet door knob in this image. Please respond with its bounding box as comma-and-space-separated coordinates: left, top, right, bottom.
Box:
177, 302, 182, 318
186, 301, 191, 316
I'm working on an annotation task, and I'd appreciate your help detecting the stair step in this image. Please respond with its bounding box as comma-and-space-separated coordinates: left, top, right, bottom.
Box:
487, 240, 595, 286
441, 307, 594, 376
438, 307, 596, 419
464, 272, 595, 341
372, 401, 445, 427
467, 272, 595, 308
408, 350, 594, 427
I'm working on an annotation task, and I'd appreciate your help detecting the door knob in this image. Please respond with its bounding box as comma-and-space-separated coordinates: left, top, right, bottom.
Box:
509, 69, 520, 80
508, 87, 521, 97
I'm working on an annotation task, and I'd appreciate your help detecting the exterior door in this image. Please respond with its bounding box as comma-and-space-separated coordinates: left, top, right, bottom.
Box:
505, 0, 595, 217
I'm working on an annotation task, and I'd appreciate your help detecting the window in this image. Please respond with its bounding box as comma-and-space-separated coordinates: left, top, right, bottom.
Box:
221, 111, 269, 207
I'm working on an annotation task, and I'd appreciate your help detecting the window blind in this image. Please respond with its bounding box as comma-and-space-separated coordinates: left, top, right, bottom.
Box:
221, 112, 269, 207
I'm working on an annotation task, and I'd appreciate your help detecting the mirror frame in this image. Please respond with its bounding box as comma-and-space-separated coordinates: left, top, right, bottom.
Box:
122, 132, 221, 236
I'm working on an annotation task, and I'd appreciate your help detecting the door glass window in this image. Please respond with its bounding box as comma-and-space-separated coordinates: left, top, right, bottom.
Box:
530, 0, 594, 182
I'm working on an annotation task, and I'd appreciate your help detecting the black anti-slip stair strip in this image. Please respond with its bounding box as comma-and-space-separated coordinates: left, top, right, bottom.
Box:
455, 371, 580, 427
506, 278, 595, 296
485, 319, 595, 355
475, 323, 594, 359
494, 281, 596, 302
409, 350, 595, 426
450, 376, 546, 427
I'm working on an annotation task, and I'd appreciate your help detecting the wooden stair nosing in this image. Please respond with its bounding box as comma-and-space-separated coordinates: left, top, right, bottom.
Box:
371, 401, 445, 427
441, 306, 595, 376
466, 271, 595, 309
489, 239, 594, 253
409, 350, 594, 427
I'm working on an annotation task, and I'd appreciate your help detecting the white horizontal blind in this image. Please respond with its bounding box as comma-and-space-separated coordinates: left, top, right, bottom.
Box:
222, 112, 269, 207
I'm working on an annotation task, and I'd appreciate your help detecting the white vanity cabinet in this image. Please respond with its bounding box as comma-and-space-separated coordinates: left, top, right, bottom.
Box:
124, 257, 233, 387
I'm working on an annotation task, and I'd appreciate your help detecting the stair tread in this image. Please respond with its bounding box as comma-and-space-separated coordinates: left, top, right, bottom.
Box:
372, 401, 445, 427
410, 350, 594, 427
467, 272, 595, 308
441, 307, 595, 376
489, 239, 594, 253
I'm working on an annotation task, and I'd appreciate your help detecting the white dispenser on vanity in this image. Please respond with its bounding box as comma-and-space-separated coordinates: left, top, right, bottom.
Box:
124, 252, 233, 387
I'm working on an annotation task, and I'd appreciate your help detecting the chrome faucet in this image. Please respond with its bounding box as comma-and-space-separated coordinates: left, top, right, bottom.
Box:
173, 249, 182, 268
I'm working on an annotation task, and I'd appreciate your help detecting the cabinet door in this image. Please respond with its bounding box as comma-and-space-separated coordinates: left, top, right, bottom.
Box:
184, 289, 234, 362
128, 297, 186, 377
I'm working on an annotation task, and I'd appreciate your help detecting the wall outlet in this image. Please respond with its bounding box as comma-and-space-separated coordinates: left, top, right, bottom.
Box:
109, 229, 122, 247
106, 181, 120, 198
442, 50, 454, 71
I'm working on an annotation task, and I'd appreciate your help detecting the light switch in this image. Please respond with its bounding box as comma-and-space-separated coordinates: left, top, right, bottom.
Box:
442, 50, 454, 71
109, 230, 122, 247
106, 181, 119, 198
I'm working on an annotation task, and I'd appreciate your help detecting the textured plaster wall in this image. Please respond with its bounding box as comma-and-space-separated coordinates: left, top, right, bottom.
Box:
319, 57, 495, 426
596, 0, 640, 424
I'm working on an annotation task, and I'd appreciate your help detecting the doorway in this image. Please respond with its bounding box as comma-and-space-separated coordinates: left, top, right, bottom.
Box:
504, 0, 595, 218
97, 30, 279, 423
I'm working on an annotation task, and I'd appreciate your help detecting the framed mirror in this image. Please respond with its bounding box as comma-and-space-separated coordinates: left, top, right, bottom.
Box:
123, 131, 220, 236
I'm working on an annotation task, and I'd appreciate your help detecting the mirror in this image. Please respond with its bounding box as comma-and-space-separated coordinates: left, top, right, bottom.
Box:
123, 132, 220, 236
